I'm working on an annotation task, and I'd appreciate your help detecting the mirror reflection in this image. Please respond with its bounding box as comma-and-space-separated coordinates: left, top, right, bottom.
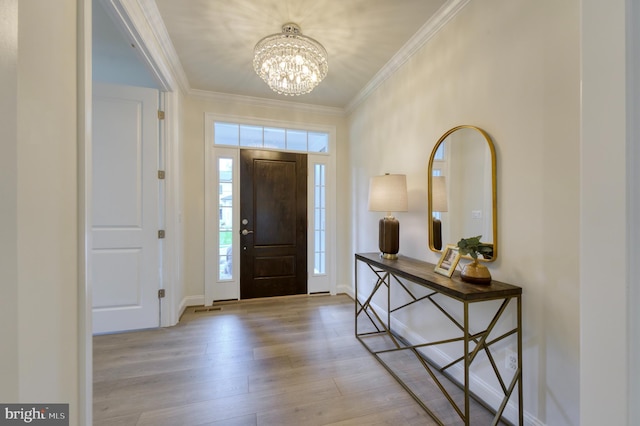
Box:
428, 126, 497, 261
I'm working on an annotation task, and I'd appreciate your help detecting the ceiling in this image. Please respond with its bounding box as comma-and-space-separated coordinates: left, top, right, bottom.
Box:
97, 0, 459, 110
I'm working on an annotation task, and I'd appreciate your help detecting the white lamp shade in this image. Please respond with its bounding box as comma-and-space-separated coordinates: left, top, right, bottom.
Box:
368, 174, 408, 213
432, 176, 448, 212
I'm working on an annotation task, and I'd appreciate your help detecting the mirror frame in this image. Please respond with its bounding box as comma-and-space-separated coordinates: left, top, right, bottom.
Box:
428, 125, 498, 262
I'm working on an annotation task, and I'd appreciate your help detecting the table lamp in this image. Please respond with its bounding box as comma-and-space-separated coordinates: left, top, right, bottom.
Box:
368, 173, 408, 259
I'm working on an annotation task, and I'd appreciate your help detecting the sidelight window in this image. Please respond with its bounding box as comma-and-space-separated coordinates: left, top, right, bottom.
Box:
218, 157, 233, 280
314, 164, 326, 275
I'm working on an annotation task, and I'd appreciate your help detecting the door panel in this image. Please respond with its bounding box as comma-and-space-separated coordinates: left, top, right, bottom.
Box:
92, 249, 142, 307
92, 83, 160, 334
240, 150, 307, 299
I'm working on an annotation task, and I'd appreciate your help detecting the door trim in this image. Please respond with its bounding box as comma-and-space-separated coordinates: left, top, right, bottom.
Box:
78, 2, 92, 425
204, 115, 337, 303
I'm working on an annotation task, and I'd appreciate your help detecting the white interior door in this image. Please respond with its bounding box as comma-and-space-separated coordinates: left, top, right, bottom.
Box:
92, 83, 160, 334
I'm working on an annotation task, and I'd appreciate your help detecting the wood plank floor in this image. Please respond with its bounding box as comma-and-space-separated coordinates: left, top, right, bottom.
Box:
93, 294, 499, 425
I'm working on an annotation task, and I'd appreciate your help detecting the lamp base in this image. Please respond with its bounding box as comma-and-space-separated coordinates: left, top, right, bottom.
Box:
432, 217, 442, 250
380, 252, 399, 260
379, 216, 400, 260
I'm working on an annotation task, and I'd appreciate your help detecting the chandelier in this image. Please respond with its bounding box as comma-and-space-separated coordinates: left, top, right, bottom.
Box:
253, 23, 328, 96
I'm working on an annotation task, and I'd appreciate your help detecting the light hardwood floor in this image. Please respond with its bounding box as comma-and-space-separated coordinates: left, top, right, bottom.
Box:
93, 294, 499, 425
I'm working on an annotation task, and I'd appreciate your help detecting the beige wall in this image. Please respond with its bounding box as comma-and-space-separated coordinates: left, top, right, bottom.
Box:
0, 0, 19, 401
0, 0, 80, 423
182, 95, 350, 298
348, 0, 580, 423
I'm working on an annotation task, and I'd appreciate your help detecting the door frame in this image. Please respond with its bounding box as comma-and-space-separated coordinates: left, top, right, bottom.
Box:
89, 0, 184, 324
204, 114, 337, 304
79, 0, 184, 423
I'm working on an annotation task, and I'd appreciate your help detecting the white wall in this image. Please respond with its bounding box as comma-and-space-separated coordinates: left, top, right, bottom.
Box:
348, 0, 580, 424
628, 0, 640, 422
0, 0, 80, 424
182, 95, 350, 300
580, 0, 630, 425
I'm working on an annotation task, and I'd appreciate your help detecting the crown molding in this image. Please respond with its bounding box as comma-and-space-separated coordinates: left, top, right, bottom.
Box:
118, 0, 342, 116
136, 0, 191, 93
189, 89, 346, 117
345, 0, 471, 114
105, 0, 467, 115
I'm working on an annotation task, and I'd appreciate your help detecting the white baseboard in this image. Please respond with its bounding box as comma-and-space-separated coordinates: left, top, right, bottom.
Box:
180, 290, 355, 320
337, 283, 354, 299
178, 295, 205, 319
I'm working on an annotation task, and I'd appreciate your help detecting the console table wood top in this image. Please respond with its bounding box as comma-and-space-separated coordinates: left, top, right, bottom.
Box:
356, 252, 522, 302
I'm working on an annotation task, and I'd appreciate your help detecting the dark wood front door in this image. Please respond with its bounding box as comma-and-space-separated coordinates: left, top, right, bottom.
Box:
239, 149, 307, 299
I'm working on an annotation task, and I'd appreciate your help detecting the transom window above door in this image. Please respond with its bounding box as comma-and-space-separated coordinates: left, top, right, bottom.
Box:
213, 122, 329, 153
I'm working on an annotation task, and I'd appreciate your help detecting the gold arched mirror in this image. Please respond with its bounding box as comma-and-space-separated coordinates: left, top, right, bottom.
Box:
428, 125, 497, 261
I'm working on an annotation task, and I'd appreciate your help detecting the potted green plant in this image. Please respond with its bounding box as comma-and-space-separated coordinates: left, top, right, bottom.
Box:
456, 235, 492, 284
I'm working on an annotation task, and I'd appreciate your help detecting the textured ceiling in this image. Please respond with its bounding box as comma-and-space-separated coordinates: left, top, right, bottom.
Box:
152, 0, 448, 108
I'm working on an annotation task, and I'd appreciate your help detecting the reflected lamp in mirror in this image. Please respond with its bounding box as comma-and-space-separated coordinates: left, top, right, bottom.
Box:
431, 176, 448, 251
368, 173, 408, 260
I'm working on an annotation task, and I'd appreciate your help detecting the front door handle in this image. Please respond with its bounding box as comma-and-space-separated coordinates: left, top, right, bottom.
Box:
241, 229, 254, 236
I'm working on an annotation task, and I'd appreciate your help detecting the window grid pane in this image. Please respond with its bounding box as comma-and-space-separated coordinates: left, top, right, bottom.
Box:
264, 127, 286, 150
214, 122, 239, 146
239, 125, 263, 147
219, 158, 233, 280
308, 132, 329, 153
214, 121, 330, 154
286, 129, 307, 151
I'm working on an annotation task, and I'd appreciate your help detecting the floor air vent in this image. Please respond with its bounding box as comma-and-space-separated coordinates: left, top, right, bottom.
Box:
194, 307, 223, 313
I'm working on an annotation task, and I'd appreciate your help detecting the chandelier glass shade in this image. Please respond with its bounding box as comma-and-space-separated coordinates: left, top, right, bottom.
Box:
253, 23, 328, 96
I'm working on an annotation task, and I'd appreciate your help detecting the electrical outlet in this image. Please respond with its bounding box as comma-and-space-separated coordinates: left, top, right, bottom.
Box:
505, 349, 518, 371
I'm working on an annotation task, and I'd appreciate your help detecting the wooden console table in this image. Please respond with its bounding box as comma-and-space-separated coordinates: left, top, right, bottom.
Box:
355, 252, 523, 425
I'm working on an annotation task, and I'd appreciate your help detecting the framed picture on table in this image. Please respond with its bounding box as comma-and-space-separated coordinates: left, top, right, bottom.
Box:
435, 244, 461, 277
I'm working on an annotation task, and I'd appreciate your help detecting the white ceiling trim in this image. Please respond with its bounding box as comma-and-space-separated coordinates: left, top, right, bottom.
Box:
116, 0, 468, 115
100, 0, 174, 91
136, 0, 190, 93
103, 0, 190, 93
345, 0, 471, 114
189, 89, 345, 117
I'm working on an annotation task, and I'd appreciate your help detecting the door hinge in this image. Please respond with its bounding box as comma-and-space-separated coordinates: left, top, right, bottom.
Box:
158, 230, 165, 239
158, 110, 165, 120
158, 289, 165, 298
158, 170, 165, 179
